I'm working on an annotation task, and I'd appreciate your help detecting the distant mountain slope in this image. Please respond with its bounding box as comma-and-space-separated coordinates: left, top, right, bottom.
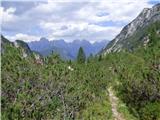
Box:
1, 35, 43, 64
15, 40, 32, 55
101, 3, 160, 55
1, 35, 32, 57
28, 39, 108, 60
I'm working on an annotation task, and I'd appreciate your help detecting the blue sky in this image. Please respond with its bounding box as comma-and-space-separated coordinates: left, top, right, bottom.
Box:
1, 0, 160, 42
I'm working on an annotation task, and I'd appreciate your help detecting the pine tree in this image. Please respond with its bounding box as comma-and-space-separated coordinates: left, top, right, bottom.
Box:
77, 47, 86, 64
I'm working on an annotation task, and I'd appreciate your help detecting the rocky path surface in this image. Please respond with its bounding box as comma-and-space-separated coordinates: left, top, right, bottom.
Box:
108, 87, 125, 120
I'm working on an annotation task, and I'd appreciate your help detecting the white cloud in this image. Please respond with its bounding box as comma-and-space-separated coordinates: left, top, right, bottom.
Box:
6, 33, 40, 42
37, 0, 151, 41
74, 0, 152, 23
1, 0, 153, 42
1, 7, 17, 23
41, 21, 122, 42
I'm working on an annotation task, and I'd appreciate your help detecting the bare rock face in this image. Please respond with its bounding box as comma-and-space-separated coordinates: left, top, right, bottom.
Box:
33, 52, 43, 65
14, 40, 32, 58
102, 3, 160, 55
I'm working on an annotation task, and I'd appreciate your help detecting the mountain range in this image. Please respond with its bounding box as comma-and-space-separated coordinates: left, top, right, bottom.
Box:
28, 38, 108, 60
2, 3, 160, 60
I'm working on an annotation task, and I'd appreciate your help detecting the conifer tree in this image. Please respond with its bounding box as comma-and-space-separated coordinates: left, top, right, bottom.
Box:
77, 47, 86, 64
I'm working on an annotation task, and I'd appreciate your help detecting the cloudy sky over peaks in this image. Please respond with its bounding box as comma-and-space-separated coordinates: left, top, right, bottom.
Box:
1, 0, 160, 42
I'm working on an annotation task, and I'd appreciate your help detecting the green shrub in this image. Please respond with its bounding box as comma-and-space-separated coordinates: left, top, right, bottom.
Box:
139, 102, 160, 120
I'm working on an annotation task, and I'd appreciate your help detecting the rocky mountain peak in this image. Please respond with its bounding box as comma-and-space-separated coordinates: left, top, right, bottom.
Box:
126, 4, 160, 38
140, 8, 151, 18
39, 37, 49, 43
101, 3, 160, 54
152, 3, 160, 12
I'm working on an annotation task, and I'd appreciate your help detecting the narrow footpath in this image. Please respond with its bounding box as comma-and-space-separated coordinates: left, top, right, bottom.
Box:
108, 87, 125, 120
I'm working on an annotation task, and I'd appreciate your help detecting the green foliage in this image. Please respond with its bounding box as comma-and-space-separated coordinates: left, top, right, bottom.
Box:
117, 99, 138, 120
77, 47, 86, 64
1, 21, 160, 120
139, 102, 160, 120
1, 43, 111, 119
110, 22, 160, 120
80, 92, 112, 120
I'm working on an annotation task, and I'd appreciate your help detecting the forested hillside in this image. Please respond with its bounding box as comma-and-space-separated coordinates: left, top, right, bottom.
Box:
1, 20, 160, 120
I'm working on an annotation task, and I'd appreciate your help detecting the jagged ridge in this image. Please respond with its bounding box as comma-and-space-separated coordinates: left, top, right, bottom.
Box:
101, 3, 160, 55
